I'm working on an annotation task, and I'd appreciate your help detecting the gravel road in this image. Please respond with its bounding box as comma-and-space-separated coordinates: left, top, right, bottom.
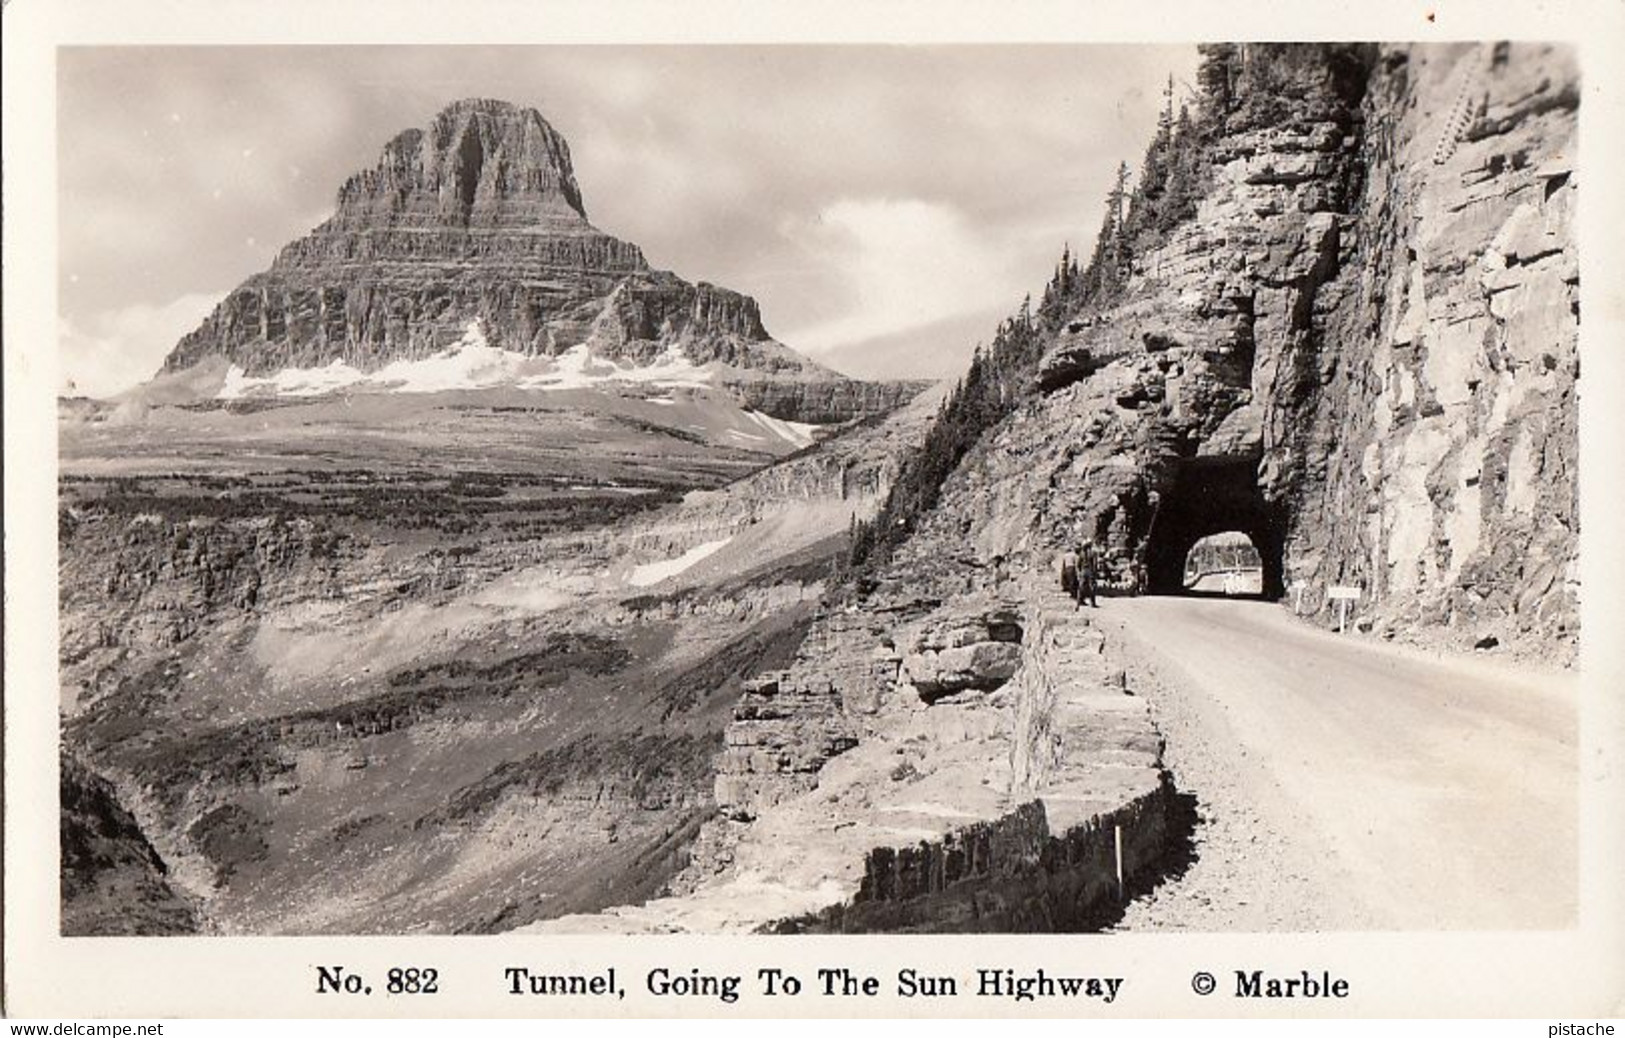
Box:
1097, 596, 1577, 931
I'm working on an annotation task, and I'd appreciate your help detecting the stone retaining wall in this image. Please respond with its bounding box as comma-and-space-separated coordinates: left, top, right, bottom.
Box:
770, 779, 1174, 933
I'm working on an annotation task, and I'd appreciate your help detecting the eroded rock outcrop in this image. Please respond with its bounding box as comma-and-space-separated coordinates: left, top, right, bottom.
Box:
900, 602, 1024, 702
528, 581, 1168, 933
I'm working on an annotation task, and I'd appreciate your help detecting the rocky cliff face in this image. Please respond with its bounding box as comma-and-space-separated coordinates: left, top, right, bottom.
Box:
157, 98, 915, 423
981, 42, 1578, 655
639, 41, 1577, 932
1298, 43, 1579, 650
722, 376, 933, 425
537, 576, 1171, 933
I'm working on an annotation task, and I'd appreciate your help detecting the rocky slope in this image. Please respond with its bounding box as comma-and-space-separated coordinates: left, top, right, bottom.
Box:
569, 41, 1579, 933
58, 370, 938, 934
154, 98, 921, 423
60, 755, 200, 936
528, 583, 1172, 934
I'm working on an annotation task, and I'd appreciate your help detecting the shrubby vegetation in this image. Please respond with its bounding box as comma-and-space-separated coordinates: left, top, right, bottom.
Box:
59, 470, 682, 540
842, 306, 1045, 577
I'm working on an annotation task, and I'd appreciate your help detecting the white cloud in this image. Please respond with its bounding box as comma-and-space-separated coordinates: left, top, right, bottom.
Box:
780, 197, 1031, 360
59, 293, 220, 398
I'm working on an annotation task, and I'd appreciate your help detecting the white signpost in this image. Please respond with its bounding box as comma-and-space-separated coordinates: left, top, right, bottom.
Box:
1289, 579, 1306, 615
1327, 585, 1362, 633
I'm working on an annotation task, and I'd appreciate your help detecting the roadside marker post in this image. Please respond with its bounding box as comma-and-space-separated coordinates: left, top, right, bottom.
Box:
1114, 824, 1125, 900
1327, 585, 1362, 633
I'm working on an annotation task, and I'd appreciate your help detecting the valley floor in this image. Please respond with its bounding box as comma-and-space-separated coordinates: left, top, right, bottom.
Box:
1100, 597, 1578, 931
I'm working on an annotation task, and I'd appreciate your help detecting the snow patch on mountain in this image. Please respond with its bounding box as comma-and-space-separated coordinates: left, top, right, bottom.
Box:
743, 409, 819, 450
627, 538, 731, 588
217, 322, 716, 400
519, 342, 712, 391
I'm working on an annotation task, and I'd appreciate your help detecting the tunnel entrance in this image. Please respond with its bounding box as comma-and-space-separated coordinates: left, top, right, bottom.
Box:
1143, 456, 1285, 599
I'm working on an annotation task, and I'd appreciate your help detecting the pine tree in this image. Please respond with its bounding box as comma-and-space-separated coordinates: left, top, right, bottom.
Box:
1146, 75, 1177, 199
1160, 102, 1201, 230
1196, 43, 1241, 125
1082, 198, 1115, 302
1106, 161, 1132, 289
846, 55, 1244, 578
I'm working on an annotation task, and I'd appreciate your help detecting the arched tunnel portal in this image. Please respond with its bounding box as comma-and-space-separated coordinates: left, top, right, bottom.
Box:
1143, 456, 1286, 599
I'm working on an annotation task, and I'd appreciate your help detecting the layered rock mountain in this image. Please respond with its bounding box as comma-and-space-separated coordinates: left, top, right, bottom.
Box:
157, 98, 922, 423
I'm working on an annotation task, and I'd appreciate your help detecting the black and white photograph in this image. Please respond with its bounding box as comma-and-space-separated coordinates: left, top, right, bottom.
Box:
6, 0, 1624, 1022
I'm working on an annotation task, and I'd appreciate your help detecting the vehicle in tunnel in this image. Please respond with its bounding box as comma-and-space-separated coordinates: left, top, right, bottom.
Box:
1141, 456, 1285, 598
1182, 531, 1264, 596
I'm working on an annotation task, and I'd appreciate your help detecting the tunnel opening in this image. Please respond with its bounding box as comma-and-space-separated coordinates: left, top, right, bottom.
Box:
1143, 456, 1285, 599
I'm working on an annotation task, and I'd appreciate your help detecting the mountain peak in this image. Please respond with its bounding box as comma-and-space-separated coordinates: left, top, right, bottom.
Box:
157, 98, 788, 391
329, 97, 587, 231
153, 96, 924, 423
439, 96, 524, 116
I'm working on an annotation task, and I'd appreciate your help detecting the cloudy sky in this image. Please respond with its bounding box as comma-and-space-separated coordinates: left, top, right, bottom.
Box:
58, 45, 1199, 397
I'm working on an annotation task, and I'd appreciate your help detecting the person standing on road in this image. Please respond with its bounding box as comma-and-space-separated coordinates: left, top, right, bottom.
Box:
1079, 539, 1100, 608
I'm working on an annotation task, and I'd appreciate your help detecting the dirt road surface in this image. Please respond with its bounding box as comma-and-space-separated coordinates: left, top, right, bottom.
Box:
1098, 596, 1577, 931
